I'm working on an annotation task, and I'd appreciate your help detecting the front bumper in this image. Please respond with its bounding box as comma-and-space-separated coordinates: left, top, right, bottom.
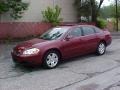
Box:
11, 52, 43, 66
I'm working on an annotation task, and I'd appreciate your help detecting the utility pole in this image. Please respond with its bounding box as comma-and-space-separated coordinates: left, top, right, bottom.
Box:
116, 0, 119, 31
53, 0, 56, 7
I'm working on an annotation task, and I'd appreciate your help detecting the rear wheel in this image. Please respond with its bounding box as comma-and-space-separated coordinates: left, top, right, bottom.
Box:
42, 50, 60, 69
96, 42, 106, 55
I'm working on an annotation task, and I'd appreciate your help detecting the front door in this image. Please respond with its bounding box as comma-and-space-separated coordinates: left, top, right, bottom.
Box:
61, 27, 84, 58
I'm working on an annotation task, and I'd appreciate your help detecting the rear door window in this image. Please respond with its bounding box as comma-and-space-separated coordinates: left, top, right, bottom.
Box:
82, 27, 95, 36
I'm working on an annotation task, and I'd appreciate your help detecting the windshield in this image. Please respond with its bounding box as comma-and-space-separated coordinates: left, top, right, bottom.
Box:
40, 27, 69, 40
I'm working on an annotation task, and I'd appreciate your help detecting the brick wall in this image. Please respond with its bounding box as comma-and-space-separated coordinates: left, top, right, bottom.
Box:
0, 22, 96, 40
0, 22, 52, 39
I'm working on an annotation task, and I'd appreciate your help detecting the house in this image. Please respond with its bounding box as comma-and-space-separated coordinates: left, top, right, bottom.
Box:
0, 0, 95, 39
0, 0, 78, 39
1, 0, 77, 22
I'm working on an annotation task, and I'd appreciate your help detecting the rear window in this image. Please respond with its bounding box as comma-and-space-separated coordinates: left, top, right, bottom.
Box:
94, 27, 103, 33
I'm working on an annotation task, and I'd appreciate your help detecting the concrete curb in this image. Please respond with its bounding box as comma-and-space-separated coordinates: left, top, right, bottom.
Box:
111, 32, 120, 36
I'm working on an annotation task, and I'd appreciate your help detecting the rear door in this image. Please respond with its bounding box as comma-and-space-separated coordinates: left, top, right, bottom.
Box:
81, 26, 98, 53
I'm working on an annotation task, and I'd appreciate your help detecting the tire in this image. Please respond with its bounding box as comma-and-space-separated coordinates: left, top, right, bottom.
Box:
96, 42, 106, 55
42, 50, 60, 69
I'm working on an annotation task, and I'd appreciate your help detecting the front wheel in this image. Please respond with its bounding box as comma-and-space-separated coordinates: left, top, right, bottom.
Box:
42, 50, 60, 69
96, 42, 106, 55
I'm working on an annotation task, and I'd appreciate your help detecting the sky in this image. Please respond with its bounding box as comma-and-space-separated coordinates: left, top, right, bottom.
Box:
100, 0, 114, 6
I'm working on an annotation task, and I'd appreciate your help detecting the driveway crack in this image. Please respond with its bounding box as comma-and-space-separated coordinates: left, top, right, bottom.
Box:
55, 64, 120, 90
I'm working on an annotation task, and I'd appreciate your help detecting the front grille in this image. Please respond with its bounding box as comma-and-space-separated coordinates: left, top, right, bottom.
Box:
14, 50, 22, 55
13, 48, 24, 55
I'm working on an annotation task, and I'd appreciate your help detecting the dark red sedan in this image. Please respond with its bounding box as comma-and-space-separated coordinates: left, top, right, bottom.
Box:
11, 25, 112, 69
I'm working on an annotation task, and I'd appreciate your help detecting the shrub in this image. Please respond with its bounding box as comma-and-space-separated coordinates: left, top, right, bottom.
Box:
97, 18, 107, 29
42, 5, 62, 26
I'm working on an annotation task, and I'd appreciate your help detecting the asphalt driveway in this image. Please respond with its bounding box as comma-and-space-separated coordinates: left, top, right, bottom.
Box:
0, 34, 120, 90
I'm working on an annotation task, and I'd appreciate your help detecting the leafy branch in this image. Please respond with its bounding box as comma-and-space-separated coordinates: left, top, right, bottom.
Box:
0, 0, 28, 20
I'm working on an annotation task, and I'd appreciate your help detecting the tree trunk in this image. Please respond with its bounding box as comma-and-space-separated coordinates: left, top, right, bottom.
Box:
90, 0, 97, 22
90, 0, 104, 22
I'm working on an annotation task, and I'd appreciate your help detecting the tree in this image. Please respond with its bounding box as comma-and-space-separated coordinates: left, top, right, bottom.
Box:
100, 5, 114, 18
0, 0, 28, 20
115, 0, 118, 31
74, 0, 92, 22
90, 0, 104, 22
100, 2, 120, 19
74, 0, 105, 22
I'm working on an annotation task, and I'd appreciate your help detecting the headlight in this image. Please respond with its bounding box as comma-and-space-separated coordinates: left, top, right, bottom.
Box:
23, 48, 40, 55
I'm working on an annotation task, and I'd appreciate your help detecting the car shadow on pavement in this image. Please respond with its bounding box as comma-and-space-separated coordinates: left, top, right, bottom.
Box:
58, 53, 97, 69
12, 50, 113, 72
13, 63, 44, 72
12, 53, 96, 71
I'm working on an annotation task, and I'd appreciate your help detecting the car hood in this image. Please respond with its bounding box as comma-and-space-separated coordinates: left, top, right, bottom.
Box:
14, 38, 48, 50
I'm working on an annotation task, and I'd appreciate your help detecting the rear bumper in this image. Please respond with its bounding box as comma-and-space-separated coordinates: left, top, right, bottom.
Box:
11, 52, 43, 66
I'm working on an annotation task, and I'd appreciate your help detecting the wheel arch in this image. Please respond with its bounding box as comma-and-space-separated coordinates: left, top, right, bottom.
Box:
99, 40, 107, 46
43, 48, 62, 60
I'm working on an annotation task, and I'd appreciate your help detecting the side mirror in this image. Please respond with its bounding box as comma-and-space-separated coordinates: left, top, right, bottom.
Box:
65, 35, 73, 41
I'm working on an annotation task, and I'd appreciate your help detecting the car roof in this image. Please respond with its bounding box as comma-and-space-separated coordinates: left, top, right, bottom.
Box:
76, 25, 95, 27
56, 25, 96, 29
55, 26, 72, 29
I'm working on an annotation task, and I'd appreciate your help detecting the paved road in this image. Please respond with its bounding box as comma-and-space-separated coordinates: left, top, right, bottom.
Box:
0, 36, 120, 90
